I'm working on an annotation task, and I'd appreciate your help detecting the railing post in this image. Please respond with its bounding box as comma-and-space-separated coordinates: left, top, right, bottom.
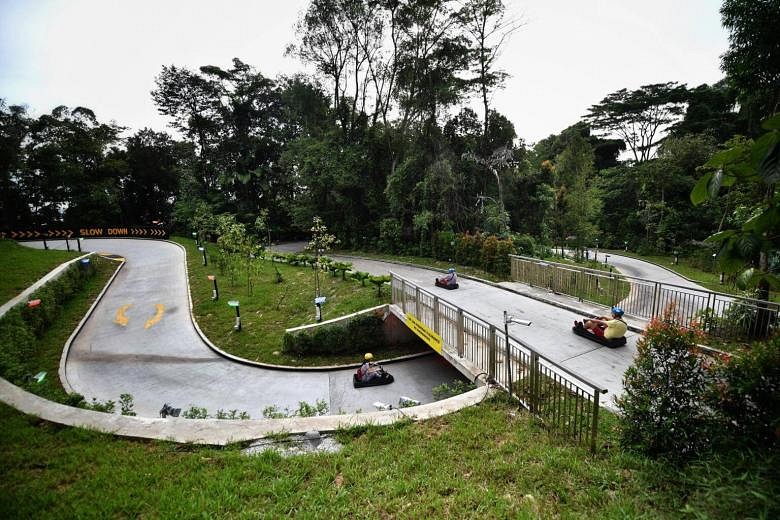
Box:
457, 309, 465, 358
504, 322, 512, 401
590, 390, 600, 453
401, 279, 407, 313
530, 352, 539, 414
415, 286, 421, 318
489, 325, 497, 381
433, 296, 440, 334
650, 282, 660, 318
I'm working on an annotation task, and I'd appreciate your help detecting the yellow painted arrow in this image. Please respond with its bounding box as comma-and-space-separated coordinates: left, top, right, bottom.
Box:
114, 304, 132, 326
144, 304, 165, 329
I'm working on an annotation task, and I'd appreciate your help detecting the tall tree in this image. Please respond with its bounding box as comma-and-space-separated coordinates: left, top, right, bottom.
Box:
456, 0, 523, 142
0, 101, 32, 227
119, 128, 181, 225
584, 82, 688, 164
720, 0, 780, 132
549, 133, 600, 256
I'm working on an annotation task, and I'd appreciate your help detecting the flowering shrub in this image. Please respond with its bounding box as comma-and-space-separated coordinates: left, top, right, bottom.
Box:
617, 305, 713, 459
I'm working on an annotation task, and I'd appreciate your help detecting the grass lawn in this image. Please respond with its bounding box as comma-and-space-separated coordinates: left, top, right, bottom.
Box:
173, 237, 426, 366
0, 239, 80, 303
1, 399, 777, 518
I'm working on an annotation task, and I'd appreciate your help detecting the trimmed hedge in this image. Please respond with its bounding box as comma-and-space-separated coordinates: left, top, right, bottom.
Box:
0, 258, 98, 383
282, 313, 385, 356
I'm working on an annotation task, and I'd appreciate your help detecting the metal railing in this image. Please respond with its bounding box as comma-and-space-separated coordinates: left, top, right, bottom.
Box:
391, 273, 608, 451
510, 255, 779, 341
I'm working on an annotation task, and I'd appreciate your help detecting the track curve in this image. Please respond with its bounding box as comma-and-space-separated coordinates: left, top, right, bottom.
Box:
54, 239, 464, 418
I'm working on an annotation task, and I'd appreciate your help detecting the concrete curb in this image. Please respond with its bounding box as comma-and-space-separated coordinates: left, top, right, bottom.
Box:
0, 376, 497, 445
59, 257, 126, 394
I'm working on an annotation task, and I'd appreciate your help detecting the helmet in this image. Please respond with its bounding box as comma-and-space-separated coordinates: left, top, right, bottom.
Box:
364, 353, 373, 361
448, 268, 455, 273
611, 306, 624, 317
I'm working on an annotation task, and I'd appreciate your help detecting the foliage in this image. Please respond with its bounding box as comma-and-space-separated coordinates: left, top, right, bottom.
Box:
119, 394, 136, 416
616, 305, 712, 460
691, 114, 780, 294
282, 313, 386, 356
368, 275, 391, 296
0, 259, 97, 382
705, 336, 780, 446
262, 399, 329, 419
585, 82, 688, 164
432, 379, 477, 400
182, 406, 209, 419
720, 0, 780, 132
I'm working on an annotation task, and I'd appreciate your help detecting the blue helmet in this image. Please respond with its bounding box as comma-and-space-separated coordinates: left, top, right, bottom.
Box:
611, 306, 624, 317
448, 268, 455, 273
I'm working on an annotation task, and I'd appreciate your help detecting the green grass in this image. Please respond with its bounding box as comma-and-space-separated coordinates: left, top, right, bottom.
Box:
0, 398, 776, 518
0, 239, 80, 303
172, 238, 426, 365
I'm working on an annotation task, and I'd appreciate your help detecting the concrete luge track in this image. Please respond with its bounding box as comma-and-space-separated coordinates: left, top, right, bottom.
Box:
27, 240, 712, 417
28, 239, 463, 418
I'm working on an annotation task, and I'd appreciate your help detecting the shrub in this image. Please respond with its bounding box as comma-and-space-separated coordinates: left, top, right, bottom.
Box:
379, 218, 402, 253
0, 259, 98, 384
432, 379, 477, 400
512, 233, 536, 257
706, 337, 780, 447
616, 305, 712, 460
282, 313, 385, 356
433, 231, 456, 261
494, 238, 515, 276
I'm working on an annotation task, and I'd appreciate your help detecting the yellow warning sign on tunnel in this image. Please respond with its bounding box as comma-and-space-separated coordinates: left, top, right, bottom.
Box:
405, 313, 442, 354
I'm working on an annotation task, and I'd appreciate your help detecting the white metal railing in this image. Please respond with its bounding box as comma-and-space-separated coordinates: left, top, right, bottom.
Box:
391, 273, 607, 451
510, 255, 778, 341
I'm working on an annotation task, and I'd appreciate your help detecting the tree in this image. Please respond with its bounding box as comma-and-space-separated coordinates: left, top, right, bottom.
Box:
0, 101, 32, 227
671, 81, 743, 142
153, 59, 285, 223
120, 128, 180, 225
549, 133, 600, 256
308, 216, 338, 298
584, 82, 688, 164
456, 0, 523, 142
720, 0, 780, 132
691, 113, 780, 303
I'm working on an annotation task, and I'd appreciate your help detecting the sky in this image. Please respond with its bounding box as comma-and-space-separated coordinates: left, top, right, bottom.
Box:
0, 0, 730, 144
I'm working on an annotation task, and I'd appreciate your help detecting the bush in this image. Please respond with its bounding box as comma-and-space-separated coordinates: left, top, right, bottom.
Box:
282, 313, 385, 356
0, 259, 97, 383
616, 305, 712, 460
512, 233, 537, 257
706, 337, 780, 447
379, 218, 402, 253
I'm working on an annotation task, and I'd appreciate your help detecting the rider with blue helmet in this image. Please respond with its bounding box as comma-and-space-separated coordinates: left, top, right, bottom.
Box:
436, 267, 458, 288
577, 306, 627, 339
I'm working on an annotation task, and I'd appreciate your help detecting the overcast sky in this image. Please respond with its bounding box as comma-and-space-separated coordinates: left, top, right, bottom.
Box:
0, 0, 729, 144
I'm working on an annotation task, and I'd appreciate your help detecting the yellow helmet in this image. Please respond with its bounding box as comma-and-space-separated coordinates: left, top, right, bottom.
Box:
364, 353, 374, 361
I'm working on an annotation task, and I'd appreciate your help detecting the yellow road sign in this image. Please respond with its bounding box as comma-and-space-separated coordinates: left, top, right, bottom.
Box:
405, 313, 442, 353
